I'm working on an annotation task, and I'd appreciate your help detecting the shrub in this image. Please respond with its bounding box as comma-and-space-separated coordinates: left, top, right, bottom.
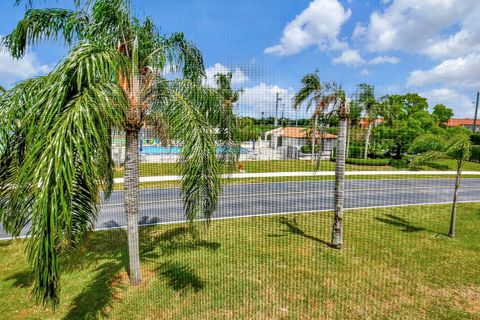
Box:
300, 145, 321, 154
471, 145, 480, 162
471, 133, 480, 145
345, 158, 392, 166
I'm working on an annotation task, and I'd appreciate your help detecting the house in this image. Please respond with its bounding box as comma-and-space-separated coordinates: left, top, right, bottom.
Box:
264, 127, 337, 151
446, 118, 480, 132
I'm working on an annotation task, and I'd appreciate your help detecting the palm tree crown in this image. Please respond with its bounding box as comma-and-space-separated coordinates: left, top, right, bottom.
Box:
1, 0, 236, 308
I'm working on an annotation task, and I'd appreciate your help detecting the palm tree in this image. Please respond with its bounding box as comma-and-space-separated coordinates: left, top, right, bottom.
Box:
1, 0, 234, 307
214, 72, 241, 167
356, 83, 379, 159
293, 71, 327, 163
409, 130, 472, 238
324, 85, 350, 249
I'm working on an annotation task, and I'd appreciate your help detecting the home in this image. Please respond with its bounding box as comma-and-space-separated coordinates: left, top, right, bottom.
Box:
264, 127, 337, 154
446, 118, 480, 132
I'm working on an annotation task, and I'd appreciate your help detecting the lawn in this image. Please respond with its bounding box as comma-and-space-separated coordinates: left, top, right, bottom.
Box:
113, 159, 480, 178
1, 203, 479, 319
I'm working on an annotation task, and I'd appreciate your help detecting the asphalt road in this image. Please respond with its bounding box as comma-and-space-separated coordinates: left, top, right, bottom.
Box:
2, 178, 480, 239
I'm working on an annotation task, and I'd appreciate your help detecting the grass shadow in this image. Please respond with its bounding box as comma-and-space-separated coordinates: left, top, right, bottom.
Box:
63, 261, 125, 320
157, 261, 204, 292
0, 240, 12, 247
5, 270, 33, 288
140, 226, 221, 257
275, 217, 331, 247
62, 230, 129, 319
375, 214, 426, 233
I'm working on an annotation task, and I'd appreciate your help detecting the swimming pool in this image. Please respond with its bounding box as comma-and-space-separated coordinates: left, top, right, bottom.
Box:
140, 146, 249, 155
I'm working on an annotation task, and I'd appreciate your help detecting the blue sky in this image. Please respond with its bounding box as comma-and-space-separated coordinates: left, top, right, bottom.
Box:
1, 0, 479, 119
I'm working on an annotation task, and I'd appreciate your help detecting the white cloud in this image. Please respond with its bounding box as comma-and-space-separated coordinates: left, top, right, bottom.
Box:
0, 45, 51, 87
332, 49, 365, 66
264, 0, 351, 56
420, 88, 474, 118
369, 55, 399, 65
353, 0, 479, 57
203, 63, 248, 88
332, 51, 399, 67
237, 83, 297, 118
360, 68, 369, 76
407, 52, 480, 88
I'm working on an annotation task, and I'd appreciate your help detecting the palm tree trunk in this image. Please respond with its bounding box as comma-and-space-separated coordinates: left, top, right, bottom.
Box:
311, 114, 318, 163
124, 128, 142, 285
346, 121, 350, 159
449, 160, 462, 238
331, 116, 347, 249
364, 122, 372, 159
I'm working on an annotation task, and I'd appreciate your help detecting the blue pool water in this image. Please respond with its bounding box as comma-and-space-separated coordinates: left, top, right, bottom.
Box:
140, 146, 248, 155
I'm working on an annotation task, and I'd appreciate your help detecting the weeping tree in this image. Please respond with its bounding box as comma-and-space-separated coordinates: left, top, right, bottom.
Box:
293, 70, 327, 163
0, 0, 236, 308
409, 130, 472, 238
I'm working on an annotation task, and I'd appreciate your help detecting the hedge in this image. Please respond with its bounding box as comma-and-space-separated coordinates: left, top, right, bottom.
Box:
471, 145, 480, 162
331, 157, 392, 166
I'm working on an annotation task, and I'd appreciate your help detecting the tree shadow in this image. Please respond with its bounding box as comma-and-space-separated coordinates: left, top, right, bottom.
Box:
63, 261, 125, 320
0, 240, 12, 247
157, 261, 204, 292
5, 270, 33, 288
273, 217, 331, 247
61, 230, 129, 319
375, 214, 426, 233
140, 226, 220, 258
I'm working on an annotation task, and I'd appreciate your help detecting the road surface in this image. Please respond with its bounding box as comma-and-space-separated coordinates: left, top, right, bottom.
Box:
1, 178, 480, 239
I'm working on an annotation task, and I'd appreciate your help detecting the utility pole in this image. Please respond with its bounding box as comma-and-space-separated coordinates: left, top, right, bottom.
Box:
273, 93, 282, 149
473, 91, 479, 133
274, 92, 282, 127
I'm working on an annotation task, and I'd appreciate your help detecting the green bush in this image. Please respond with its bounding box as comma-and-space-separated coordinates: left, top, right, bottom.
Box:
471, 145, 480, 162
471, 133, 480, 145
300, 145, 321, 154
347, 145, 362, 158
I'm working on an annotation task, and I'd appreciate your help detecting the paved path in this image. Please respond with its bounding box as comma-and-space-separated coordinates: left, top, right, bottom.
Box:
1, 178, 480, 239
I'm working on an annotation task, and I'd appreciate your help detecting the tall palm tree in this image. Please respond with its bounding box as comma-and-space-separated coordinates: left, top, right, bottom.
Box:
1, 0, 234, 307
214, 72, 241, 167
409, 131, 472, 238
293, 71, 326, 163
316, 84, 350, 249
356, 83, 379, 159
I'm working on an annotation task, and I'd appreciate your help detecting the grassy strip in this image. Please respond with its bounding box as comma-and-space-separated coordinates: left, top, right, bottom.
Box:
111, 174, 480, 191
113, 159, 480, 179
1, 203, 479, 318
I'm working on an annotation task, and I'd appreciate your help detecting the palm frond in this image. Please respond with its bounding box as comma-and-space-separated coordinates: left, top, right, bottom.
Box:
165, 80, 221, 223
2, 8, 90, 58
0, 42, 127, 307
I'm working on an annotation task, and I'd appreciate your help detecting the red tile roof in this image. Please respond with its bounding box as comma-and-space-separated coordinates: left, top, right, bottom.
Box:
446, 118, 480, 126
279, 127, 337, 139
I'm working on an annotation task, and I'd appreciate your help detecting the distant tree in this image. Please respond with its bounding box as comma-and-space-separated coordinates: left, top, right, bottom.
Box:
410, 129, 472, 238
214, 72, 241, 165
293, 70, 326, 163
432, 104, 454, 125
355, 83, 380, 159
376, 94, 435, 159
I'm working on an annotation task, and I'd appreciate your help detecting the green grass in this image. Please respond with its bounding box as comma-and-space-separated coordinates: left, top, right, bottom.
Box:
1, 203, 480, 319
113, 159, 480, 179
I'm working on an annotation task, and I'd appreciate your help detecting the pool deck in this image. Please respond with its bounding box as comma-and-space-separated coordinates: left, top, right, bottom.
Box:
113, 140, 288, 164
